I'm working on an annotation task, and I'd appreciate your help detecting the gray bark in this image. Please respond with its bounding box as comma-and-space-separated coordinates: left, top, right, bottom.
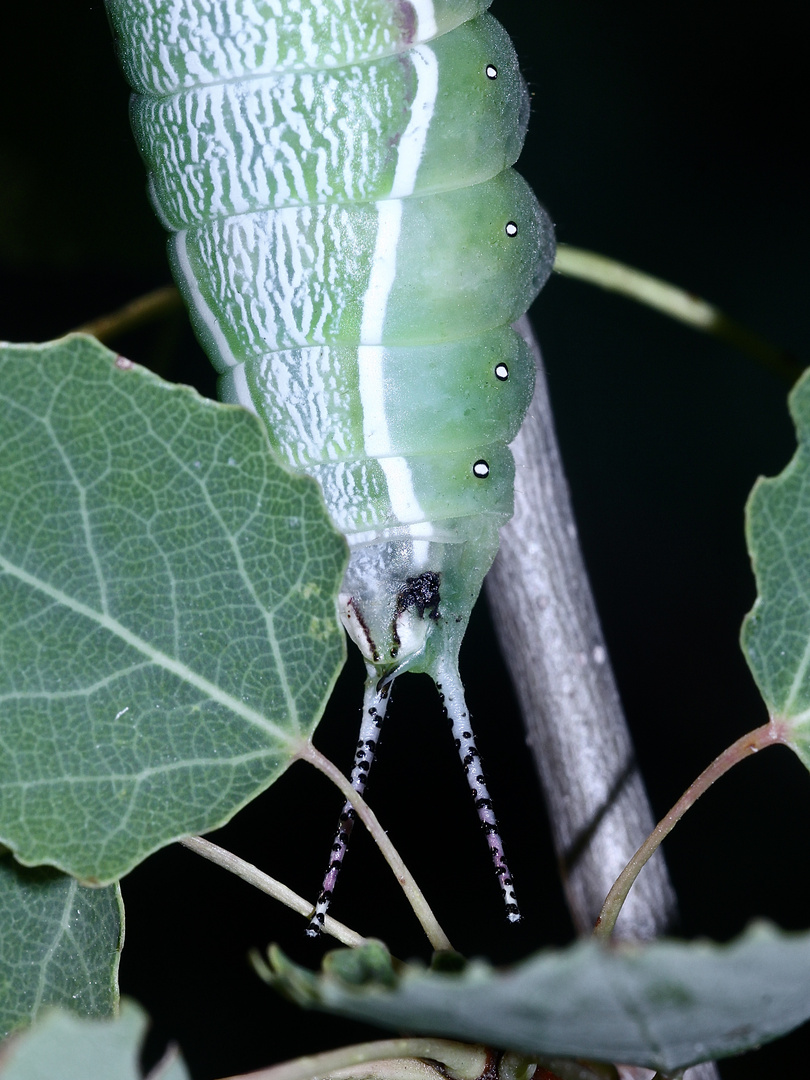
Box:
488, 317, 718, 1078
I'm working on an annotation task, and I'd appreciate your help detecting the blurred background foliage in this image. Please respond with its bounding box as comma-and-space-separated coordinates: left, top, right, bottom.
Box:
1, 2, 808, 1077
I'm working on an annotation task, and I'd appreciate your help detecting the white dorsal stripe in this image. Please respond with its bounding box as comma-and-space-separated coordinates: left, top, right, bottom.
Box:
380, 457, 433, 527
359, 199, 403, 344
411, 539, 431, 567
357, 36, 439, 527
359, 39, 438, 344
411, 0, 438, 41
390, 45, 440, 198
358, 346, 391, 457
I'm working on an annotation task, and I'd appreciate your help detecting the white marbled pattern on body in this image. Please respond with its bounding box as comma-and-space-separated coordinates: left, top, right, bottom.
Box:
173, 22, 441, 539
174, 201, 376, 359
110, 0, 487, 94
136, 63, 395, 226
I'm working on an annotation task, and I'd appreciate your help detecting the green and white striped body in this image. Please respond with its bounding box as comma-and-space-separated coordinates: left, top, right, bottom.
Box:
107, 0, 555, 926
107, 0, 554, 676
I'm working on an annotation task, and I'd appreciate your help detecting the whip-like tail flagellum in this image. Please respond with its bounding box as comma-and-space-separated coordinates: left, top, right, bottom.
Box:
307, 655, 518, 935
307, 672, 393, 936
436, 661, 520, 922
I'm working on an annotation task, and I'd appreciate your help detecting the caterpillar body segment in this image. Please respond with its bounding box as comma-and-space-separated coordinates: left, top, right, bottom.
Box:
130, 14, 529, 223
218, 328, 535, 468
107, 0, 495, 95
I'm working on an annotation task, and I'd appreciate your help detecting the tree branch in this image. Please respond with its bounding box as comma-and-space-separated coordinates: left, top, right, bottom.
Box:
489, 317, 675, 941
488, 317, 717, 1079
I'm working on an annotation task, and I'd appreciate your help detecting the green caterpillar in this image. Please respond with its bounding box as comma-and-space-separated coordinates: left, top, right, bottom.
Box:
105, 0, 555, 930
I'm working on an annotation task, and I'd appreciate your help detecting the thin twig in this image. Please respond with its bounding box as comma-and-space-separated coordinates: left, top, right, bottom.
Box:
554, 245, 802, 383
300, 741, 454, 953
179, 835, 367, 949
488, 318, 678, 942
72, 284, 183, 344
490, 320, 727, 1080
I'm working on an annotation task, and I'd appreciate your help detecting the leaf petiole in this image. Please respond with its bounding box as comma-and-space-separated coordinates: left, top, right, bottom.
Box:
594, 718, 787, 939
554, 245, 802, 383
299, 742, 454, 953
72, 285, 183, 343
178, 835, 367, 948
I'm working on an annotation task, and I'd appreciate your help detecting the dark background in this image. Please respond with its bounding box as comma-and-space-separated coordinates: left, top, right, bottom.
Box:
1, 1, 808, 1076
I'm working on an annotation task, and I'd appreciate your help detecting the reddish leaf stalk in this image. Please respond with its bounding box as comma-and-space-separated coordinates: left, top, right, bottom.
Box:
594, 718, 787, 940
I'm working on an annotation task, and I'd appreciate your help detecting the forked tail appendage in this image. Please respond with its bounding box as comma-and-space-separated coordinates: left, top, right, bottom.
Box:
436, 661, 520, 923
306, 673, 392, 936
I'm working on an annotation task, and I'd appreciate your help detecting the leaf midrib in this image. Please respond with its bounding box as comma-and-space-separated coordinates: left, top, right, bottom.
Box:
0, 553, 294, 746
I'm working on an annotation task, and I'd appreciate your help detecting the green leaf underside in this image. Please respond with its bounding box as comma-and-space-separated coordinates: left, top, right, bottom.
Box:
0, 337, 347, 881
0, 999, 190, 1080
268, 925, 810, 1074
742, 368, 810, 766
0, 855, 122, 1041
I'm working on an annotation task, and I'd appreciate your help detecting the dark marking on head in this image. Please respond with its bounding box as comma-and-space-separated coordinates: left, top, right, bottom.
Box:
473, 459, 490, 479
397, 571, 442, 620
505, 221, 518, 238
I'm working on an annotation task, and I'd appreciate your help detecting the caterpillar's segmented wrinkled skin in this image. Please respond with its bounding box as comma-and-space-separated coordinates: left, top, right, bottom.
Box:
106, 0, 555, 929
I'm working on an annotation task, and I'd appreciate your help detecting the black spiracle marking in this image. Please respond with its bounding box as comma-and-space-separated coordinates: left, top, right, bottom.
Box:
473, 460, 490, 479
485, 63, 498, 80
505, 221, 518, 237
495, 363, 509, 381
